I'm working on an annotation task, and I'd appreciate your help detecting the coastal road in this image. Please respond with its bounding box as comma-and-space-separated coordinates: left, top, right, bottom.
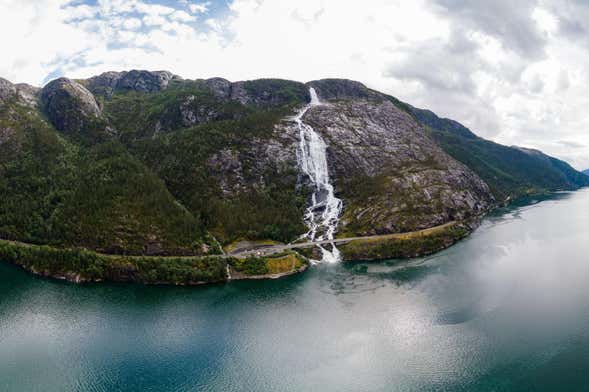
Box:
0, 221, 457, 260
230, 221, 457, 257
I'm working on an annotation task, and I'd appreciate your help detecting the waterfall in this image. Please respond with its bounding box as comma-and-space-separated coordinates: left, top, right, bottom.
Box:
294, 87, 343, 263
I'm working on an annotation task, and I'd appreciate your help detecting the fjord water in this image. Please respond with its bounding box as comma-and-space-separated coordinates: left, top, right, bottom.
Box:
3, 191, 589, 391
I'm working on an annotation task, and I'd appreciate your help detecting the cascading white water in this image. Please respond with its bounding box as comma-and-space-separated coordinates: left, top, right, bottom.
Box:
294, 87, 343, 263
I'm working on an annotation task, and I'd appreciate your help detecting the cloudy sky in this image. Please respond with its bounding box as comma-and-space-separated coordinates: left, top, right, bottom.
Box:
2, 0, 589, 169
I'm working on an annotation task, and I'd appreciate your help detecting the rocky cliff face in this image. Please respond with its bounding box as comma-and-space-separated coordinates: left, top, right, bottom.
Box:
296, 83, 494, 235
172, 77, 309, 108
0, 77, 39, 107
0, 78, 16, 103
205, 129, 300, 198
1, 70, 585, 258
40, 77, 108, 138
85, 70, 181, 97
0, 78, 41, 162
228, 80, 308, 107
85, 70, 308, 109
308, 79, 380, 101
197, 78, 494, 238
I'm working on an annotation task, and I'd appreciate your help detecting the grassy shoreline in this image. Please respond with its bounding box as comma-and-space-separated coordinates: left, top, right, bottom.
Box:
0, 219, 477, 286
0, 240, 308, 285
338, 222, 471, 262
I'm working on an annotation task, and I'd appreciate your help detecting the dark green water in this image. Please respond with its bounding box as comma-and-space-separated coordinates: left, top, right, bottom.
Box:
3, 190, 589, 391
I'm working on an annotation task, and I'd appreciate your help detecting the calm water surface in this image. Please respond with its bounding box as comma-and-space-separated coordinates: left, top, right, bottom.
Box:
3, 190, 589, 391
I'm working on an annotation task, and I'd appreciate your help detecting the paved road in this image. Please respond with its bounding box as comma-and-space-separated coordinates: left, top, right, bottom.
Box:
1, 221, 456, 260
231, 221, 456, 257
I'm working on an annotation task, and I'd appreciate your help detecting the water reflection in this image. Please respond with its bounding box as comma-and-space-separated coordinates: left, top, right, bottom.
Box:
2, 190, 589, 391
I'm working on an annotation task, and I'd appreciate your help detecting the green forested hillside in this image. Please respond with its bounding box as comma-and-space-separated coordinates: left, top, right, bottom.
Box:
49, 142, 206, 255
103, 81, 250, 142
0, 74, 310, 255
0, 98, 207, 255
127, 105, 308, 244
103, 78, 310, 244
405, 105, 589, 201
0, 98, 78, 244
1, 71, 587, 259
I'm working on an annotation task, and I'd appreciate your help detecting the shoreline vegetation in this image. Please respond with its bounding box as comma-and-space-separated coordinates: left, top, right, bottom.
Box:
0, 219, 474, 285
0, 239, 307, 285
337, 221, 471, 261
2, 72, 587, 286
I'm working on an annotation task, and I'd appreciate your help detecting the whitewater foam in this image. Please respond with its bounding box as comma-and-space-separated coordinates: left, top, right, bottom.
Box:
294, 87, 343, 263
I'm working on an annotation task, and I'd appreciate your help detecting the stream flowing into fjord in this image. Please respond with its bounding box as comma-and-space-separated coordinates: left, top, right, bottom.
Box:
3, 175, 589, 392
294, 87, 343, 263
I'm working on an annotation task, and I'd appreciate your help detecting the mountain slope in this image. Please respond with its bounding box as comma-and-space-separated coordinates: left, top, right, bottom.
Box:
0, 77, 209, 255
406, 105, 589, 201
0, 70, 585, 259
99, 75, 311, 244
0, 73, 313, 252
303, 81, 493, 236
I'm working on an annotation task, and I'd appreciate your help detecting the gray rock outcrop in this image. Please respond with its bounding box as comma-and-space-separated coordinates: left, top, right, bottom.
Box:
86, 70, 181, 97
40, 77, 103, 135
0, 78, 39, 107
308, 79, 379, 101
0, 78, 16, 102
298, 87, 494, 235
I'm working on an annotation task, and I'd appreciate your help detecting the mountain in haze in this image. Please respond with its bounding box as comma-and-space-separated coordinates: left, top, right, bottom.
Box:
406, 104, 589, 202
0, 70, 586, 258
583, 169, 589, 176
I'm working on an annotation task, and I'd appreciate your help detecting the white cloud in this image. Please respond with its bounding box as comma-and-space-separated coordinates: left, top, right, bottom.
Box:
0, 0, 94, 83
97, 0, 137, 15
2, 0, 589, 168
62, 4, 98, 20
143, 14, 167, 26
122, 17, 142, 30
169, 10, 196, 22
188, 2, 210, 14
134, 2, 174, 16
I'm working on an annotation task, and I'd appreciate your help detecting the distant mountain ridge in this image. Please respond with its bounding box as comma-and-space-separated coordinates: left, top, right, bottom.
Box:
405, 104, 589, 201
0, 70, 586, 258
